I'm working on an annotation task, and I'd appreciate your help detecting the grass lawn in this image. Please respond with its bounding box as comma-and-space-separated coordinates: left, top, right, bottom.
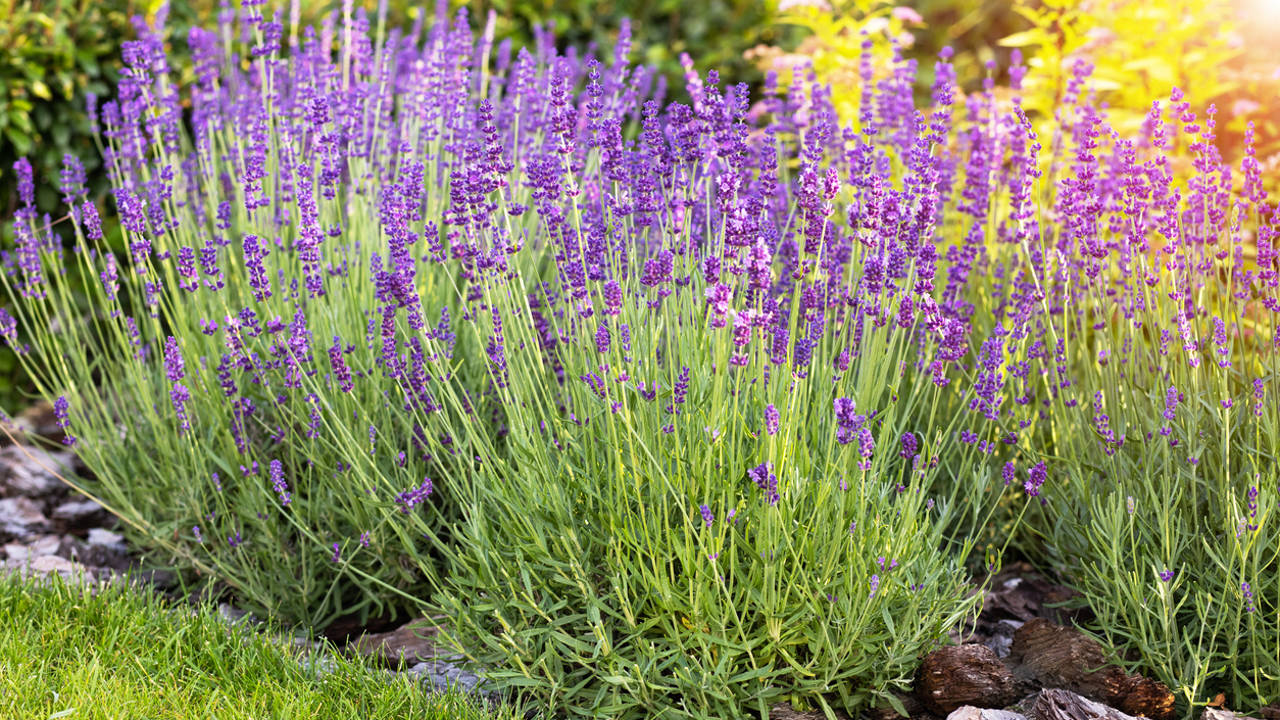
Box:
0, 573, 526, 720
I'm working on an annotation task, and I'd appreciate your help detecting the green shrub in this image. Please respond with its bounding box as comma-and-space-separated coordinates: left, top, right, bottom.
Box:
971, 85, 1280, 710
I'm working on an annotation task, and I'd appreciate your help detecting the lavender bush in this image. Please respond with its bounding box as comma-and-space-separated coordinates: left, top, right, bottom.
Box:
976, 73, 1280, 706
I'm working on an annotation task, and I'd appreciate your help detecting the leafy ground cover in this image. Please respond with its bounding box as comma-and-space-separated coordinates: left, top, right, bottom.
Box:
0, 572, 526, 720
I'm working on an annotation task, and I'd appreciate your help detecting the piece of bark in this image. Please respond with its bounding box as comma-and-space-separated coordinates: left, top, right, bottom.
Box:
916, 644, 1020, 715
347, 617, 439, 668
1009, 619, 1175, 720
948, 707, 1028, 720
1029, 689, 1137, 720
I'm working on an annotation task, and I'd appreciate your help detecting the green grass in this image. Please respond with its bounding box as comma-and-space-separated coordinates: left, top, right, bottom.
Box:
0, 572, 525, 720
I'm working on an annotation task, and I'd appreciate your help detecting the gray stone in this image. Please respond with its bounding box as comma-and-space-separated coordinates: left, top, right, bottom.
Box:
0, 445, 72, 496
25, 554, 91, 581
79, 528, 129, 567
404, 658, 485, 694
3, 534, 63, 563
86, 528, 124, 548
218, 603, 258, 625
982, 619, 1023, 659
0, 496, 49, 537
1202, 709, 1261, 720
948, 707, 1028, 720
51, 498, 106, 525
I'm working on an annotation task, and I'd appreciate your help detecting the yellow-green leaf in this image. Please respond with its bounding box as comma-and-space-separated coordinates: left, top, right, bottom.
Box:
998, 30, 1046, 48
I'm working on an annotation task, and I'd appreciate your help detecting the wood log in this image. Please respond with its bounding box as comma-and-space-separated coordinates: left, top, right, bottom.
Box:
1009, 619, 1175, 720
916, 644, 1021, 715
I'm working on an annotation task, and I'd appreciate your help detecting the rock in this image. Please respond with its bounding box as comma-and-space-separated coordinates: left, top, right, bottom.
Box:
404, 658, 485, 694
0, 445, 72, 496
948, 706, 1027, 720
0, 496, 49, 537
982, 619, 1022, 659
3, 534, 63, 563
218, 603, 257, 625
1203, 709, 1261, 720
131, 568, 177, 590
916, 644, 1021, 714
25, 554, 91, 581
1027, 688, 1137, 720
51, 498, 106, 527
1009, 620, 1175, 720
348, 618, 440, 668
76, 530, 131, 571
86, 528, 124, 548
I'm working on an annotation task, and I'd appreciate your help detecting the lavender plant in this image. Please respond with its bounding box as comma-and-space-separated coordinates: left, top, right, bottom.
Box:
969, 64, 1280, 709
429, 52, 1025, 718
3, 2, 1046, 717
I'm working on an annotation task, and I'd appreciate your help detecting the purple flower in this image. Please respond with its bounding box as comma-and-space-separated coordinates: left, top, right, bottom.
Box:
833, 397, 864, 445
171, 383, 191, 435
1163, 385, 1179, 422
53, 396, 76, 446
673, 367, 690, 407
749, 461, 779, 505
329, 336, 353, 392
1001, 461, 1015, 486
270, 459, 290, 506
242, 233, 271, 301
869, 574, 881, 599
0, 308, 16, 348
396, 477, 434, 512
82, 201, 103, 240
330, 543, 341, 562
1243, 581, 1256, 613
603, 280, 624, 316
595, 323, 610, 354
699, 504, 713, 528
764, 404, 780, 436
164, 336, 185, 382
1159, 569, 1174, 582
13, 157, 34, 208
857, 427, 875, 468
1024, 461, 1047, 497
899, 431, 918, 460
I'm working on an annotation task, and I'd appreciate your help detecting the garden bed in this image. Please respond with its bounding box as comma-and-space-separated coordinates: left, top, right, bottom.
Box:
1, 1, 1276, 717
